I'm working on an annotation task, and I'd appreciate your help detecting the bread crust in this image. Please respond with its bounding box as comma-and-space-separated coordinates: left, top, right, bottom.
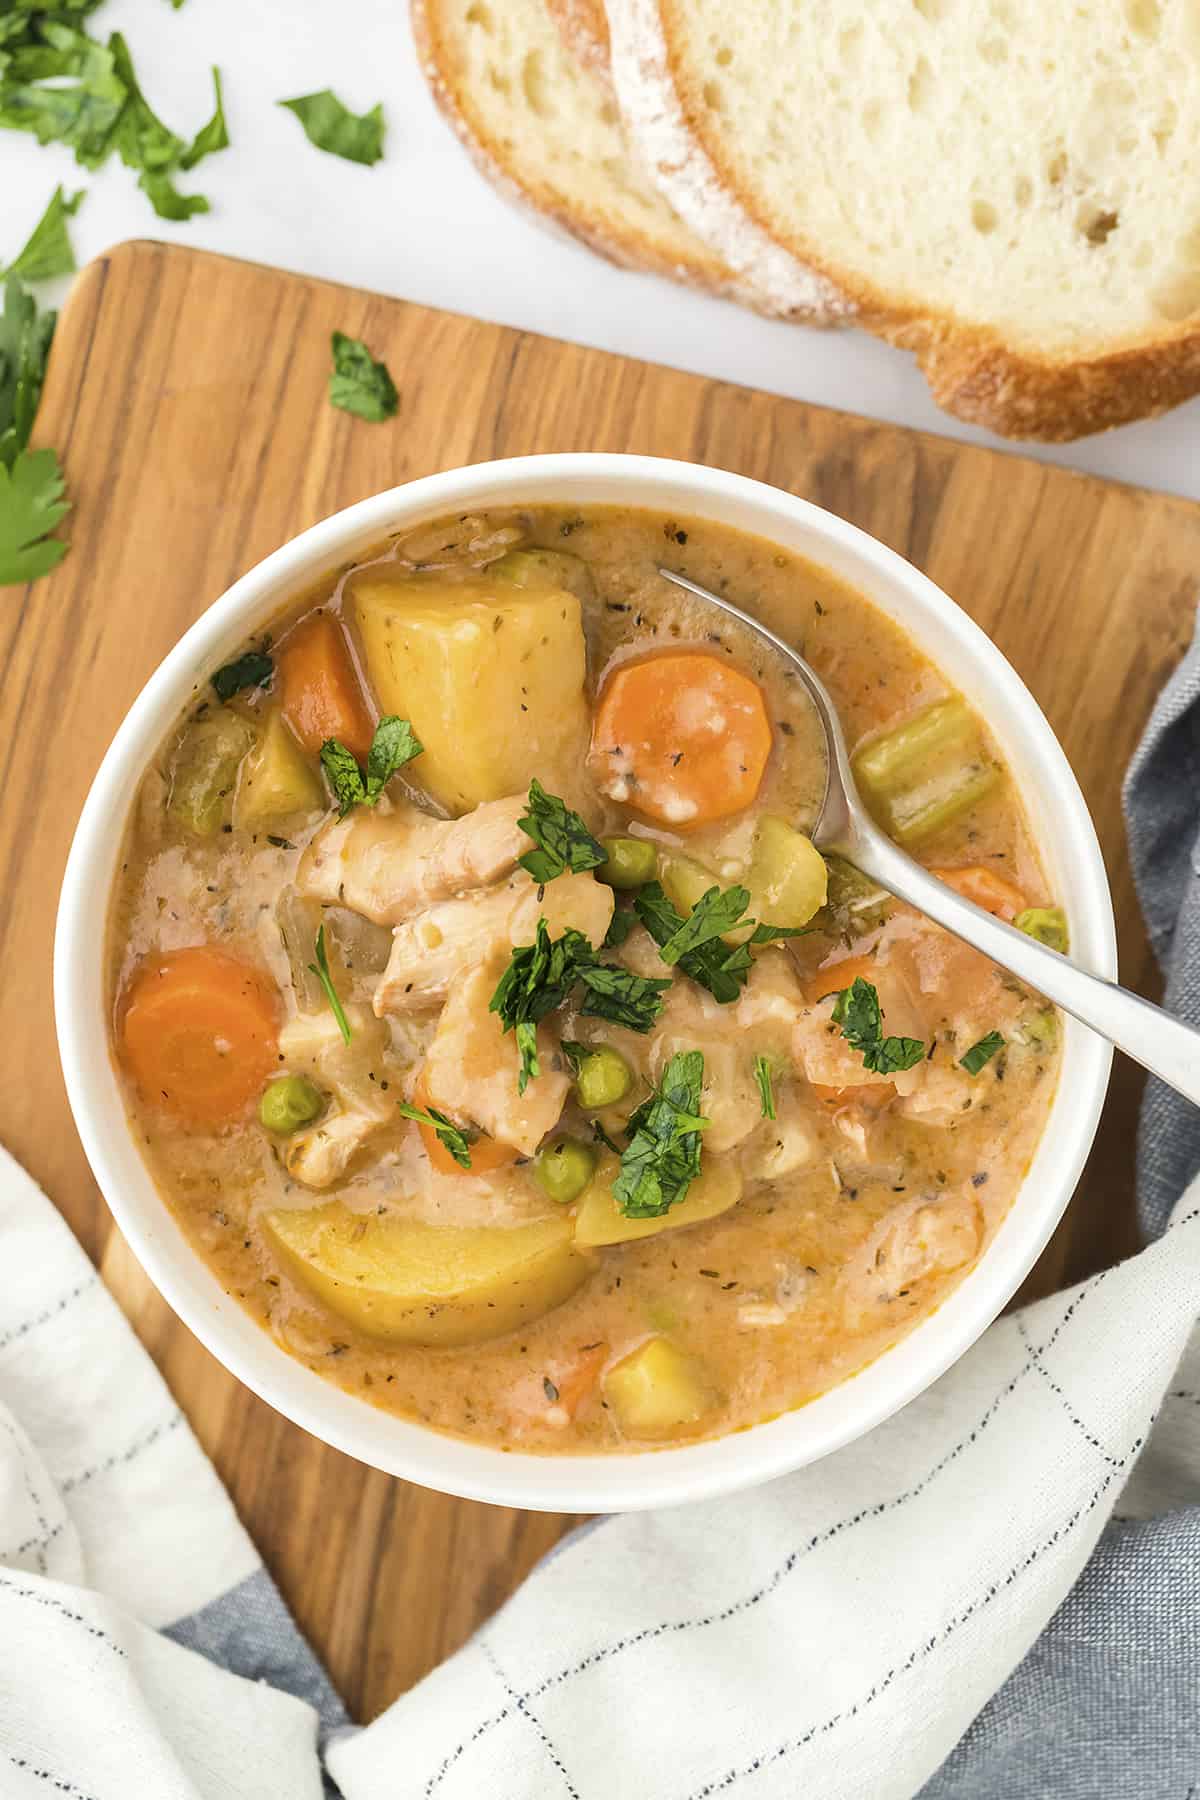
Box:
545, 0, 611, 78
624, 0, 1200, 438
411, 0, 795, 314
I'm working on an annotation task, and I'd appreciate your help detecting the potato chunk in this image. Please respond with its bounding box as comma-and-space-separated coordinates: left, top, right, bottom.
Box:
745, 816, 828, 928
351, 571, 589, 814
265, 1203, 590, 1346
602, 1337, 717, 1439
574, 1157, 742, 1247
234, 707, 323, 827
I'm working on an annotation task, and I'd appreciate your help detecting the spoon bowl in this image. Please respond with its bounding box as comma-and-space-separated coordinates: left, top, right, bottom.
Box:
660, 564, 1200, 1110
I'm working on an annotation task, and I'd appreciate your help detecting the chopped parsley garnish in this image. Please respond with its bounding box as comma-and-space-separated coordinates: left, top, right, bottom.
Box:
279, 89, 385, 166
179, 66, 228, 171
830, 977, 925, 1075
634, 879, 807, 1004
613, 1050, 708, 1218
960, 1031, 1005, 1076
308, 924, 351, 1045
517, 780, 606, 883
591, 1118, 622, 1155
602, 907, 635, 949
3, 186, 83, 282
329, 330, 398, 422
489, 919, 669, 1093
211, 649, 273, 703
320, 715, 422, 816
0, 445, 69, 585
657, 884, 752, 964
754, 1054, 776, 1119
0, 276, 55, 470
395, 1101, 473, 1170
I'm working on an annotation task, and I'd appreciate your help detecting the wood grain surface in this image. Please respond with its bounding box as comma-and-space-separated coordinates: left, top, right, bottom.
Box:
4, 240, 1199, 1722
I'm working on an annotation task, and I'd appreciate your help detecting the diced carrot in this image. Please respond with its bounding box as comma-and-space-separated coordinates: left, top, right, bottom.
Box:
803, 953, 878, 1006
277, 611, 375, 762
810, 1081, 897, 1112
120, 945, 280, 1127
928, 864, 1026, 921
411, 1073, 516, 1177
588, 651, 772, 830
548, 1342, 609, 1422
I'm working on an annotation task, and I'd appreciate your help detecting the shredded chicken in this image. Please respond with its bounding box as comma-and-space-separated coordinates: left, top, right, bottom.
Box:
841, 1193, 982, 1326
297, 794, 528, 926
374, 871, 614, 1014
422, 956, 570, 1157
278, 1006, 394, 1189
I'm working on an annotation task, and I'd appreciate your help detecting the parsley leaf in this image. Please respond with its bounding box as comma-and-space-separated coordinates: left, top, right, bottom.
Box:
602, 907, 635, 949
490, 921, 669, 1093
279, 89, 385, 165
960, 1031, 1005, 1076
657, 883, 751, 964
3, 185, 83, 282
754, 1054, 776, 1119
395, 1101, 473, 1170
307, 924, 351, 1045
830, 977, 925, 1075
634, 881, 751, 1005
0, 276, 55, 469
211, 649, 272, 703
0, 446, 69, 585
517, 780, 606, 883
328, 331, 398, 422
576, 962, 670, 1031
320, 715, 422, 816
179, 67, 228, 171
108, 32, 210, 218
613, 1050, 708, 1218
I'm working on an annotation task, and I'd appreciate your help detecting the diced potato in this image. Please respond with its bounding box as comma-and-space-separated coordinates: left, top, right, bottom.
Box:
658, 852, 719, 919
602, 1337, 717, 1439
234, 706, 324, 827
168, 711, 255, 836
351, 572, 589, 814
491, 547, 595, 602
264, 1203, 591, 1346
745, 816, 828, 928
853, 698, 1000, 848
574, 1156, 742, 1247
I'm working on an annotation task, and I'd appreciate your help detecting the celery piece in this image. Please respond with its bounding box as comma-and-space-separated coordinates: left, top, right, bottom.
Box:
168, 712, 255, 836
746, 815, 828, 929
491, 547, 595, 602
1015, 906, 1069, 954
1018, 1007, 1059, 1052
853, 698, 999, 848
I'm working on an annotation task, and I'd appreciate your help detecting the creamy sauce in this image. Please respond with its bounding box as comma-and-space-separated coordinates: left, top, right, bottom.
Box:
107, 505, 1060, 1453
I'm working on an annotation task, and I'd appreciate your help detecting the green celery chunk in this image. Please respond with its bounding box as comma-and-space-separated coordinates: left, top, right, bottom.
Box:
491, 547, 595, 601
169, 712, 255, 836
1015, 906, 1069, 953
853, 698, 999, 847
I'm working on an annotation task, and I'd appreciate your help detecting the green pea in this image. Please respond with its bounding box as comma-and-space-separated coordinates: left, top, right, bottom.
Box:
535, 1137, 597, 1205
259, 1074, 325, 1134
599, 836, 658, 890
1014, 906, 1069, 954
573, 1045, 633, 1110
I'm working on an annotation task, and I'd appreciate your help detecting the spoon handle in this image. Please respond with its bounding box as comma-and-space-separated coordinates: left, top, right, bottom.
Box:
849, 818, 1200, 1106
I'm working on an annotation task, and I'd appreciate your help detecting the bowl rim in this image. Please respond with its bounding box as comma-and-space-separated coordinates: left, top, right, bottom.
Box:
54, 452, 1115, 1513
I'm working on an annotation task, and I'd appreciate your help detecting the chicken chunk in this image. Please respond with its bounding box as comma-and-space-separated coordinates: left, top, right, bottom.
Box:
793, 950, 927, 1098
374, 871, 614, 1014
842, 1193, 983, 1326
422, 957, 569, 1157
278, 1006, 394, 1189
297, 795, 528, 926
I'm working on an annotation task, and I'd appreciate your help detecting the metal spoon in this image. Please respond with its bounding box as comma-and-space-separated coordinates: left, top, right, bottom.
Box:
659, 566, 1200, 1107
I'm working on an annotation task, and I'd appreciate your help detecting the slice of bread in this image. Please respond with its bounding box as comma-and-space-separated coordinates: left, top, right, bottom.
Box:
545, 0, 611, 78
606, 0, 1200, 439
411, 0, 848, 320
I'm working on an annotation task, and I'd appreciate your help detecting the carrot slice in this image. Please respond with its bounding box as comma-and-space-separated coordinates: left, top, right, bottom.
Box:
120, 945, 280, 1127
589, 651, 772, 830
411, 1073, 517, 1177
803, 953, 878, 1007
929, 864, 1025, 922
546, 1343, 609, 1422
277, 612, 375, 762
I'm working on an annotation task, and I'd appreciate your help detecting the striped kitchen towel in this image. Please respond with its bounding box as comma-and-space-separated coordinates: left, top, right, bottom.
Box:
4, 615, 1200, 1798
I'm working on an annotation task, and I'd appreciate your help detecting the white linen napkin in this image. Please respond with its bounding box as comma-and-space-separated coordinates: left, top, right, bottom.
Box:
3, 1134, 1199, 1799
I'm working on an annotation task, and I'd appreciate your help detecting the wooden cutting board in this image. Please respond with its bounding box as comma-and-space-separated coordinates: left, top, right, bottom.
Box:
4, 240, 1199, 1721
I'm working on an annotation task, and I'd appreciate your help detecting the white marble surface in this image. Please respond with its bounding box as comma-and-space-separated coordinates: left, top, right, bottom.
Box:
3, 0, 1199, 502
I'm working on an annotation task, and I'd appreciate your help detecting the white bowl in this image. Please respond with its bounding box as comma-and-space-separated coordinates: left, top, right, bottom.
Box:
55, 454, 1115, 1514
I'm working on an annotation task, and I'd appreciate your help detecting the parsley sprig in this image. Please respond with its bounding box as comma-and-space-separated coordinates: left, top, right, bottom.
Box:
830, 977, 925, 1075
634, 880, 803, 1005
308, 924, 351, 1045
489, 919, 670, 1093
211, 649, 272, 703
517, 780, 605, 883
329, 331, 398, 422
395, 1101, 473, 1170
960, 1031, 1005, 1075
320, 716, 423, 816
280, 90, 385, 166
613, 1050, 708, 1218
